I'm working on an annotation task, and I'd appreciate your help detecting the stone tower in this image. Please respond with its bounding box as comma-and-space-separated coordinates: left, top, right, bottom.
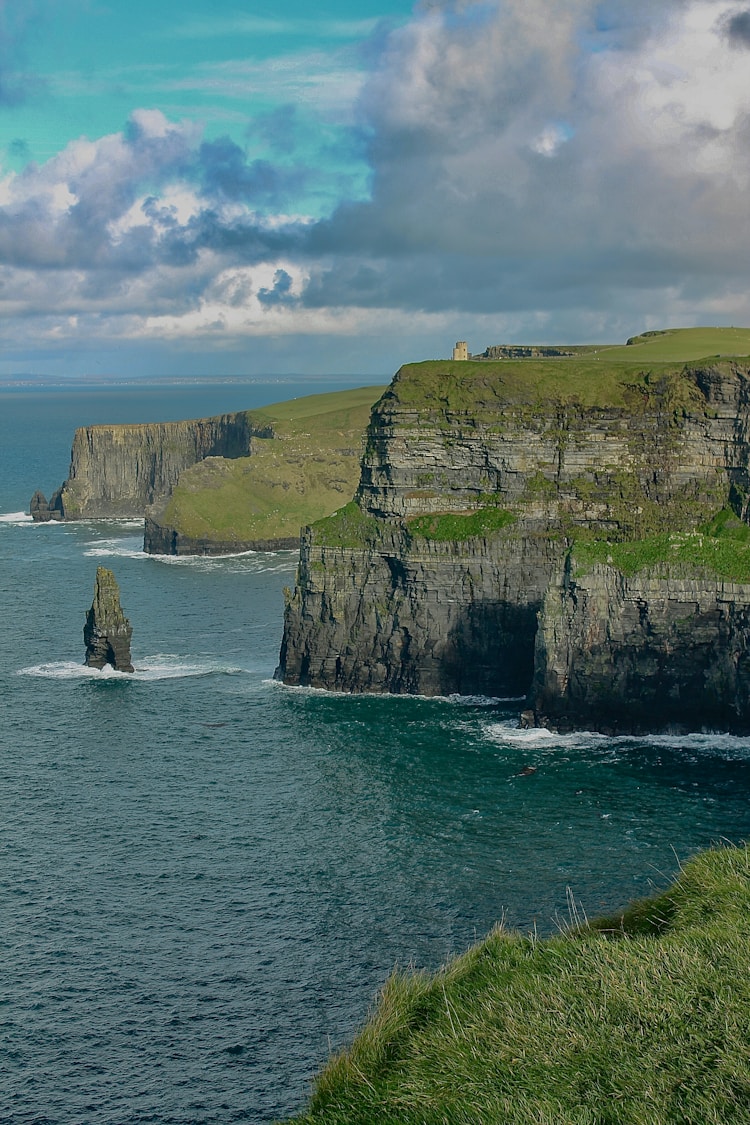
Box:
452, 341, 469, 360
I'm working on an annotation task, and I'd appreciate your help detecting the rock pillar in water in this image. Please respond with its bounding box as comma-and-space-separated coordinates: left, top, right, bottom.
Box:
84, 566, 134, 672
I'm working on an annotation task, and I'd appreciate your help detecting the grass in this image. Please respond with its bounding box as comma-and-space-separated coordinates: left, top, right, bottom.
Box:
388, 327, 750, 415
311, 501, 382, 548
407, 507, 516, 541
573, 509, 750, 581
604, 326, 750, 362
155, 386, 386, 544
287, 844, 750, 1125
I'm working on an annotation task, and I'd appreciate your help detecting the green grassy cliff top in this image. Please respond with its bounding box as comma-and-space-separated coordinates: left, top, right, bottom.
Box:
289, 844, 750, 1125
155, 385, 386, 545
388, 327, 750, 413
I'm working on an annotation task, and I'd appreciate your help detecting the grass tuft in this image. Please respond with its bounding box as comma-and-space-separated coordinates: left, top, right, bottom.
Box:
286, 845, 750, 1125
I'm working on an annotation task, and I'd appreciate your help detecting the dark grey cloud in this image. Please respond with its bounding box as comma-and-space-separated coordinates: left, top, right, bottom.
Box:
724, 9, 750, 46
198, 136, 308, 205
258, 268, 297, 306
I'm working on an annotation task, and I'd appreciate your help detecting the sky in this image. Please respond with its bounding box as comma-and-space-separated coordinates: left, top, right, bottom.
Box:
2, 0, 750, 378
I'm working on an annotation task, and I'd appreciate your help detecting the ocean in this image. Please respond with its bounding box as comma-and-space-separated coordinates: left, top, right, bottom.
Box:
2, 379, 750, 1124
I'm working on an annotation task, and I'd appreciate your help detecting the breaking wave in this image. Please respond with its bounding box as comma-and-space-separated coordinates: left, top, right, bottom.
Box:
149, 550, 297, 574
18, 655, 247, 681
83, 535, 145, 559
485, 718, 750, 758
0, 511, 33, 524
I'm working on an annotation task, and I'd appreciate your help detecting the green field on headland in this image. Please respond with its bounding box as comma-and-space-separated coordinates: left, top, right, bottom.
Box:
288, 845, 750, 1124
154, 385, 385, 546
393, 327, 750, 413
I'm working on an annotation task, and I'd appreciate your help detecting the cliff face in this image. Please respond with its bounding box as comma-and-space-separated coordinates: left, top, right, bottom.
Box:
279, 358, 750, 729
280, 528, 559, 696
527, 560, 750, 733
356, 363, 750, 531
32, 412, 268, 520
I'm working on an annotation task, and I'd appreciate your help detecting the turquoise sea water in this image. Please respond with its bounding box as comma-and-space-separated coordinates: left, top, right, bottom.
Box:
2, 381, 750, 1124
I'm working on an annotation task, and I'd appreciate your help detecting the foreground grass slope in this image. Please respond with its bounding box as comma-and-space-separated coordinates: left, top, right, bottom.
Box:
289, 845, 750, 1125
155, 385, 385, 546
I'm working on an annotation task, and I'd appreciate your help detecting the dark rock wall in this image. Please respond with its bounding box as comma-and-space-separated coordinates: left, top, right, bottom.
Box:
528, 561, 750, 734
280, 529, 561, 696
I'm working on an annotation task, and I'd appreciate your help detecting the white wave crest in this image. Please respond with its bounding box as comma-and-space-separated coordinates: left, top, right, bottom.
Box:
485, 718, 750, 756
18, 655, 247, 681
149, 550, 297, 573
83, 536, 145, 559
268, 680, 522, 706
0, 511, 35, 524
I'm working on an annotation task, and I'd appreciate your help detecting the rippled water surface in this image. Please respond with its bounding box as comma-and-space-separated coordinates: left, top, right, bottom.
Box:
2, 383, 750, 1123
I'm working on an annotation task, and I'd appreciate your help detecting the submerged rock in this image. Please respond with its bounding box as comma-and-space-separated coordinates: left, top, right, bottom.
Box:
84, 566, 134, 672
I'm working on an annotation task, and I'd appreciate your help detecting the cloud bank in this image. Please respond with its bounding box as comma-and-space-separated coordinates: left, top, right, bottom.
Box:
3, 0, 750, 372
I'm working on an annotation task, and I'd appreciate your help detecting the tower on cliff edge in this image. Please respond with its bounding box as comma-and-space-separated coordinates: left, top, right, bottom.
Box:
452, 341, 469, 360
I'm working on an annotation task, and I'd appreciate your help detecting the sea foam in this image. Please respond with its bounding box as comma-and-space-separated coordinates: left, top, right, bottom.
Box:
18, 655, 247, 681
486, 718, 750, 757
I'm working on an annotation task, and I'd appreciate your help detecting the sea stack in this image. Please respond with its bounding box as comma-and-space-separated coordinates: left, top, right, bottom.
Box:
84, 566, 134, 672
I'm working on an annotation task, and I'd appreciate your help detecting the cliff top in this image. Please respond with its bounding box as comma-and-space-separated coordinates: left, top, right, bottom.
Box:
288, 844, 750, 1124
389, 356, 746, 412
389, 327, 750, 413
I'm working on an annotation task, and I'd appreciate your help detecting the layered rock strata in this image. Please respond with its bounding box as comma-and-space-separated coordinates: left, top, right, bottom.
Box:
279, 528, 559, 696
525, 559, 750, 734
279, 358, 750, 728
31, 412, 267, 520
84, 566, 134, 672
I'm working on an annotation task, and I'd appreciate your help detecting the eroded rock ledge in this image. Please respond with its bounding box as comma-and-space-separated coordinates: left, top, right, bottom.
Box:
278, 356, 750, 732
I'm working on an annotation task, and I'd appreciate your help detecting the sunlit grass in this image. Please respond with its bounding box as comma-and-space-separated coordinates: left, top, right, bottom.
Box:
287, 845, 750, 1125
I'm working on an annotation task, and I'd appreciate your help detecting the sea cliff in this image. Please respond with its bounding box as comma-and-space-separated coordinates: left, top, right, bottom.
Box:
279, 350, 750, 732
31, 412, 263, 520
29, 386, 384, 555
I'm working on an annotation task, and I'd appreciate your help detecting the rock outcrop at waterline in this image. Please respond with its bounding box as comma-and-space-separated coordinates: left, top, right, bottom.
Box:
278, 354, 750, 732
31, 411, 267, 521
84, 567, 134, 672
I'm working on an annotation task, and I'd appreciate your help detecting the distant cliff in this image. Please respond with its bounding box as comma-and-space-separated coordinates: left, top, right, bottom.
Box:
279, 352, 750, 731
31, 412, 266, 520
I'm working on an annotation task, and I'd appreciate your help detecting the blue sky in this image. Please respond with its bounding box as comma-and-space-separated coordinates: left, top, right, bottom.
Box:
3, 0, 750, 378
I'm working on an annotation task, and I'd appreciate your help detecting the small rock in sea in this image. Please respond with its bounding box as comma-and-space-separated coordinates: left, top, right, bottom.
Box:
518, 765, 537, 776
84, 566, 134, 673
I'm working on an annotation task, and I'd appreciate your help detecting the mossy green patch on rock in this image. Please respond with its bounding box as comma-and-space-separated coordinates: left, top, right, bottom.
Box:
407, 507, 516, 541
572, 510, 750, 581
311, 501, 382, 548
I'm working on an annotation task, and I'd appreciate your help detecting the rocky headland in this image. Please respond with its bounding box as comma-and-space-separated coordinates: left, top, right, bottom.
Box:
29, 386, 384, 555
278, 338, 750, 733
32, 412, 262, 521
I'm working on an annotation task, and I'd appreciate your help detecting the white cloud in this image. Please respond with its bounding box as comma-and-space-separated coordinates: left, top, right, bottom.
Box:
7, 0, 750, 373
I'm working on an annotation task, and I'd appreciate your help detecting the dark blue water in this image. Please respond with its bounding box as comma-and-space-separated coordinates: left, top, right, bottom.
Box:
2, 382, 750, 1124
